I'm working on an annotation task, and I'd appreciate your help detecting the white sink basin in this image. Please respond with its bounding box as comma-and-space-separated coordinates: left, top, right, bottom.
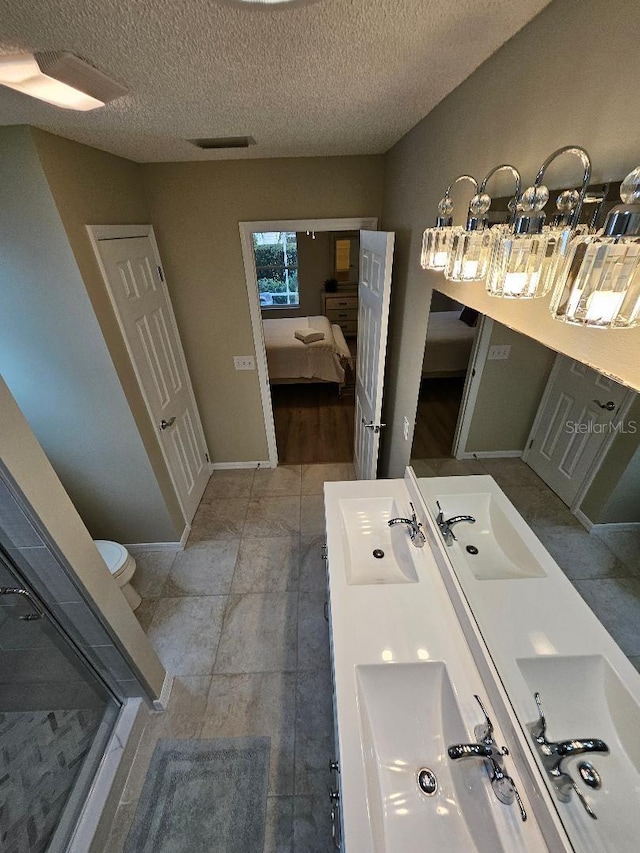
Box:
356, 662, 508, 853
517, 655, 640, 852
339, 497, 419, 585
428, 488, 547, 580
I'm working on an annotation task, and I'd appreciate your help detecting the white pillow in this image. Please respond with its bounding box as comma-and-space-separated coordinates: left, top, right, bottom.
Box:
295, 329, 325, 344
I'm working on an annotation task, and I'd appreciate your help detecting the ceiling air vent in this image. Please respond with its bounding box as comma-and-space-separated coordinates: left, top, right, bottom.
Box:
188, 136, 256, 150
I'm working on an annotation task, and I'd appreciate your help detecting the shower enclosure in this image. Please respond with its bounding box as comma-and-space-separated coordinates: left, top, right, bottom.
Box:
0, 547, 122, 852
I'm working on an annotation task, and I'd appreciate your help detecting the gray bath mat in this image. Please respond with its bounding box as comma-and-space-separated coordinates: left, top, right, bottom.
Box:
125, 737, 270, 852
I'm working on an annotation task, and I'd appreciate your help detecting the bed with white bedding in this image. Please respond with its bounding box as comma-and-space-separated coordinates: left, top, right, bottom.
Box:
263, 315, 352, 386
422, 310, 477, 378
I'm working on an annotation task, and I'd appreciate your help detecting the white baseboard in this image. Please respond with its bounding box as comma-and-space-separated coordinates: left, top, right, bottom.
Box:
125, 541, 184, 553
590, 521, 640, 533
152, 673, 174, 712
457, 451, 524, 460
210, 461, 271, 471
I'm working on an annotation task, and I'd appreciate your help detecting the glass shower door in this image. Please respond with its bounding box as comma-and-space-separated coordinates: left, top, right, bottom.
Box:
0, 550, 121, 852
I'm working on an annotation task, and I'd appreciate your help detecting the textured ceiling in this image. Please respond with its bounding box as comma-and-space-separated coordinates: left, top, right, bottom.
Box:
0, 0, 550, 162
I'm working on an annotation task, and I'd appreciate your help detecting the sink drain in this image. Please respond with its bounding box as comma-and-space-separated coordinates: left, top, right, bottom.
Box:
466, 545, 479, 555
372, 549, 385, 559
417, 768, 437, 796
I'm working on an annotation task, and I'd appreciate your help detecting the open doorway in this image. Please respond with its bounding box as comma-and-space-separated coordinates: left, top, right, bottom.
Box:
411, 293, 480, 466
239, 217, 377, 467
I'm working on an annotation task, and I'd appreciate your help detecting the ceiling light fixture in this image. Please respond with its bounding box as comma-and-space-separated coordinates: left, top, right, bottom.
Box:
421, 175, 478, 271
0, 51, 128, 111
550, 166, 640, 329
444, 164, 521, 282
485, 146, 591, 299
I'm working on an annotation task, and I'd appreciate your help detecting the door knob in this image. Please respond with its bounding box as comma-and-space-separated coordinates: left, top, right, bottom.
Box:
593, 400, 616, 411
160, 417, 176, 430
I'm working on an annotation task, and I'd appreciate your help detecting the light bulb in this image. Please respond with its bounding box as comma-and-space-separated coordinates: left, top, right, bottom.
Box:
438, 196, 454, 217
521, 185, 549, 212
469, 193, 491, 217
620, 167, 640, 203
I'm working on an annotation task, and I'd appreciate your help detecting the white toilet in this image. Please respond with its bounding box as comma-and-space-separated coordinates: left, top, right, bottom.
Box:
94, 540, 141, 611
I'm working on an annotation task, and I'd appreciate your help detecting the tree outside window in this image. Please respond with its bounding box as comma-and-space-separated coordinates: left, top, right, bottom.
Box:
253, 231, 299, 307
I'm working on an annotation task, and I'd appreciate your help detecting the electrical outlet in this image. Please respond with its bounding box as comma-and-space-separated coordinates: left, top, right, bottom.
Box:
233, 355, 255, 371
403, 416, 410, 441
488, 345, 511, 361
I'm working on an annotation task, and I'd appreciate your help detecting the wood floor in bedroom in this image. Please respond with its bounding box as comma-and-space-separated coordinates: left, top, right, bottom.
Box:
271, 384, 354, 464
411, 376, 465, 459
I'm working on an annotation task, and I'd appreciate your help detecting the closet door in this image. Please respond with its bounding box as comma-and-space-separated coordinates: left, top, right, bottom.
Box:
92, 228, 210, 522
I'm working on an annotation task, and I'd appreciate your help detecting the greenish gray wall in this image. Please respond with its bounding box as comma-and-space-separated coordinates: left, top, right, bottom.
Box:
381, 0, 640, 478
580, 397, 640, 524
465, 323, 555, 453
141, 156, 384, 463
0, 126, 178, 543
31, 128, 184, 536
0, 377, 165, 697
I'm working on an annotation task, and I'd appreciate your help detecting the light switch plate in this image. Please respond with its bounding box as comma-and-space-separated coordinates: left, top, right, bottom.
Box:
488, 345, 511, 361
234, 355, 255, 370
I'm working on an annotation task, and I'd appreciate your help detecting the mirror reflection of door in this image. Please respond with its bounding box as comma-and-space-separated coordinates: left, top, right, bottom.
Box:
410, 294, 480, 467
524, 355, 633, 507
411, 297, 639, 534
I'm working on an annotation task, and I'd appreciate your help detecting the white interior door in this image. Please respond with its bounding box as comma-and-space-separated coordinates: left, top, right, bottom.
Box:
92, 230, 210, 523
354, 230, 395, 479
525, 354, 629, 506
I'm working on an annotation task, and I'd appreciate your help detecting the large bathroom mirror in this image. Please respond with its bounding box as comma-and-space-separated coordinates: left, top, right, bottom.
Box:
410, 258, 639, 848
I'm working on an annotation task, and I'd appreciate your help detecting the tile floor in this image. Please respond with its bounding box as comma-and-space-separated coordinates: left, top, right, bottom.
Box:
105, 458, 640, 851
104, 463, 355, 853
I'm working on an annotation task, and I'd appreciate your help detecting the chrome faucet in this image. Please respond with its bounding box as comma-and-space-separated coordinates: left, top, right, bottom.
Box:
388, 502, 426, 548
448, 695, 527, 822
435, 501, 475, 546
530, 692, 608, 820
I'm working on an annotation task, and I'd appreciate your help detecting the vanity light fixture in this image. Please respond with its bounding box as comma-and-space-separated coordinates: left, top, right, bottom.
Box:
421, 175, 478, 271
0, 52, 128, 111
486, 146, 591, 299
550, 166, 640, 328
444, 165, 521, 282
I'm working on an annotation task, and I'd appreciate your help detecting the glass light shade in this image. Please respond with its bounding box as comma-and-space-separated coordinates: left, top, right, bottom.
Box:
486, 226, 573, 299
550, 234, 640, 328
421, 226, 462, 271
444, 228, 498, 281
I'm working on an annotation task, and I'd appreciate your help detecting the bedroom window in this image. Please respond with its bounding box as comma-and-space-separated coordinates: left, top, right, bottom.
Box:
253, 231, 299, 307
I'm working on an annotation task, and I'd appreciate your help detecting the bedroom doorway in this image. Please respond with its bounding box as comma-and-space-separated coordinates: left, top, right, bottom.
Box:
239, 217, 377, 467
410, 296, 482, 471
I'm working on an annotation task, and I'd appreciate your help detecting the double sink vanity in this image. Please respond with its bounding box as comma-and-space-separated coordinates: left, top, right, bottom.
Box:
323, 469, 640, 852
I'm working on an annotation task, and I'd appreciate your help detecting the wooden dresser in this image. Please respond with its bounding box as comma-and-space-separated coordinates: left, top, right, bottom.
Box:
322, 291, 358, 338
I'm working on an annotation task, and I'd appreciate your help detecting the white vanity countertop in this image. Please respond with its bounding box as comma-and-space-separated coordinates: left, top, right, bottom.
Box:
323, 477, 551, 853
416, 474, 640, 852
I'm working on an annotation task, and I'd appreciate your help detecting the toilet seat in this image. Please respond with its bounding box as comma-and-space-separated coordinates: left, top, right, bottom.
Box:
94, 540, 135, 580
94, 540, 140, 611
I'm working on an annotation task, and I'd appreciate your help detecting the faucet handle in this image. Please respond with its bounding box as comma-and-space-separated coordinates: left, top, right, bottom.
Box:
474, 694, 495, 744
533, 691, 547, 741
556, 739, 609, 758
409, 502, 420, 525
435, 500, 444, 523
